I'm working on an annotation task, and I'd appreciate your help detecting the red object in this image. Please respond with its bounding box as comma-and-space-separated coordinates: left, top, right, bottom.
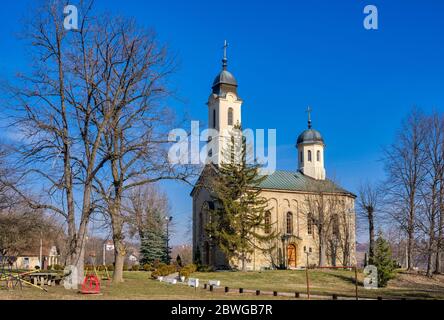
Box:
80, 275, 101, 294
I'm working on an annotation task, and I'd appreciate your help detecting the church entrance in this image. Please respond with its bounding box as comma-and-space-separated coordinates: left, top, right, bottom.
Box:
287, 244, 297, 268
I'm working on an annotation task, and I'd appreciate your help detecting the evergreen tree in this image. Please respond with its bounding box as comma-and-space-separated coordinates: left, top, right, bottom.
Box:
207, 126, 276, 271
176, 255, 183, 267
139, 209, 170, 265
139, 228, 165, 265
373, 232, 396, 287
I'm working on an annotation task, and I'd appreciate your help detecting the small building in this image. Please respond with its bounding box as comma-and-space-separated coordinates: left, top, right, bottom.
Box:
15, 245, 60, 270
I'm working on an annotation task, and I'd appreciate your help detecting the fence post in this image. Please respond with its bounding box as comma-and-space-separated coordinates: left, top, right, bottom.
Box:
225, 286, 229, 293
295, 292, 300, 298
256, 290, 260, 296
239, 288, 243, 294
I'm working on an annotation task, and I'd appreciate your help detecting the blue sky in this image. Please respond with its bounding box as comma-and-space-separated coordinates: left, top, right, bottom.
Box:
1, 0, 444, 244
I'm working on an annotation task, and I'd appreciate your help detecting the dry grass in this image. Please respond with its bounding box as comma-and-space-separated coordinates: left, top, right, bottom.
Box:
1, 269, 444, 300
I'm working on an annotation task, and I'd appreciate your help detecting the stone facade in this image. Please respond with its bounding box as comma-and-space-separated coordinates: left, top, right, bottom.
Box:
192, 173, 356, 270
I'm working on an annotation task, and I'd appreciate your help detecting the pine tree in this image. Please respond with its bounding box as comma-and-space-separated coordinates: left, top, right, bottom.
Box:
139, 228, 165, 265
373, 232, 396, 287
207, 126, 276, 271
139, 209, 169, 265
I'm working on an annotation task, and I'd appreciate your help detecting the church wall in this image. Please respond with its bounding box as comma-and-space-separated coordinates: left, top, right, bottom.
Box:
193, 185, 356, 271
241, 190, 356, 271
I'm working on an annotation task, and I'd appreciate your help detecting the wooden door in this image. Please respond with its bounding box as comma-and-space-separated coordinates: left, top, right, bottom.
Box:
287, 244, 297, 268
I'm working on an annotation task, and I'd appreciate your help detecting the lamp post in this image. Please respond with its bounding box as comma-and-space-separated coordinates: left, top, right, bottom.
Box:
304, 246, 312, 300
165, 216, 173, 264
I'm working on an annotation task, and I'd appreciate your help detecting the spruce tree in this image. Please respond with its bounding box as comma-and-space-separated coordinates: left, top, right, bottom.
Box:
139, 209, 169, 265
207, 126, 276, 271
139, 229, 165, 265
373, 232, 396, 287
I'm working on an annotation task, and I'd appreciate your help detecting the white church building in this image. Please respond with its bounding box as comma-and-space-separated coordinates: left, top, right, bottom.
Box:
191, 45, 356, 271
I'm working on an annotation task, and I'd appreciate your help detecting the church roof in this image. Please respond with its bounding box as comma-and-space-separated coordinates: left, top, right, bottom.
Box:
257, 170, 354, 196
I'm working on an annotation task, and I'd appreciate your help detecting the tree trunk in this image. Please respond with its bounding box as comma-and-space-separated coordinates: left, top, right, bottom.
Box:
113, 241, 126, 283
368, 209, 375, 265
435, 186, 444, 274
319, 230, 326, 267
111, 210, 126, 283
407, 204, 415, 270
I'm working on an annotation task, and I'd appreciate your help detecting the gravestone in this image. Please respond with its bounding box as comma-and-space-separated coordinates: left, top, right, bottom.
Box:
208, 280, 220, 287
188, 278, 199, 288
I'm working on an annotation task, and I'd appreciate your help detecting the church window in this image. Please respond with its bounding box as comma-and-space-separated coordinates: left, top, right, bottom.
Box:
213, 109, 216, 128
307, 213, 313, 235
265, 211, 271, 234
228, 108, 234, 126
317, 150, 321, 162
286, 212, 293, 234
300, 151, 303, 163
308, 150, 312, 162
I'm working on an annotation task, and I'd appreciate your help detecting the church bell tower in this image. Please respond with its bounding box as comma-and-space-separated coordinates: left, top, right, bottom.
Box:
296, 107, 326, 180
206, 41, 243, 165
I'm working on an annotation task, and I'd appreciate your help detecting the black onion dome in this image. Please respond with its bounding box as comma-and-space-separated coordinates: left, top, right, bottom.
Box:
297, 129, 324, 145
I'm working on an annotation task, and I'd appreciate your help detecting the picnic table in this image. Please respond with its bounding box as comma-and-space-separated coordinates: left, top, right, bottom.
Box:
28, 272, 61, 286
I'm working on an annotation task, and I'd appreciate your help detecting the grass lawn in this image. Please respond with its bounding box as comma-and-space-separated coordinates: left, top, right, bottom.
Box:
1, 269, 444, 300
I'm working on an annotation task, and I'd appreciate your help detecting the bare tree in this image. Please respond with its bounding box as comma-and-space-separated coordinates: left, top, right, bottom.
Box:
126, 184, 170, 241
417, 112, 444, 276
383, 108, 428, 270
357, 181, 381, 264
88, 15, 195, 282
3, 0, 123, 281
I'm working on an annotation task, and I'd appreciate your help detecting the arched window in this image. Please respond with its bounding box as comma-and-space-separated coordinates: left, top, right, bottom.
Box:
286, 212, 293, 234
300, 151, 303, 163
213, 109, 216, 128
307, 213, 313, 235
308, 150, 312, 162
228, 108, 234, 126
264, 211, 271, 234
317, 150, 321, 162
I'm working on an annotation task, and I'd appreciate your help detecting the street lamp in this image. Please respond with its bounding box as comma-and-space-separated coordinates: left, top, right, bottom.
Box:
165, 216, 173, 264
304, 246, 312, 300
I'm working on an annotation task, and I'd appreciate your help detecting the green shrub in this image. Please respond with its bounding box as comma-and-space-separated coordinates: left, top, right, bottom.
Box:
153, 260, 162, 269
123, 264, 129, 271
197, 265, 214, 272
106, 264, 114, 271
143, 263, 154, 271
49, 264, 64, 271
179, 268, 191, 278
131, 265, 140, 271
186, 264, 198, 273
151, 270, 160, 279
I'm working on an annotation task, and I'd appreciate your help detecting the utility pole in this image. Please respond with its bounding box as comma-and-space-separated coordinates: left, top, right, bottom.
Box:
39, 232, 43, 269
103, 242, 106, 266
165, 216, 173, 264
304, 246, 311, 300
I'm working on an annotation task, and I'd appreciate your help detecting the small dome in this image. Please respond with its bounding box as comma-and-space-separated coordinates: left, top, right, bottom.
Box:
212, 70, 237, 88
297, 129, 324, 145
